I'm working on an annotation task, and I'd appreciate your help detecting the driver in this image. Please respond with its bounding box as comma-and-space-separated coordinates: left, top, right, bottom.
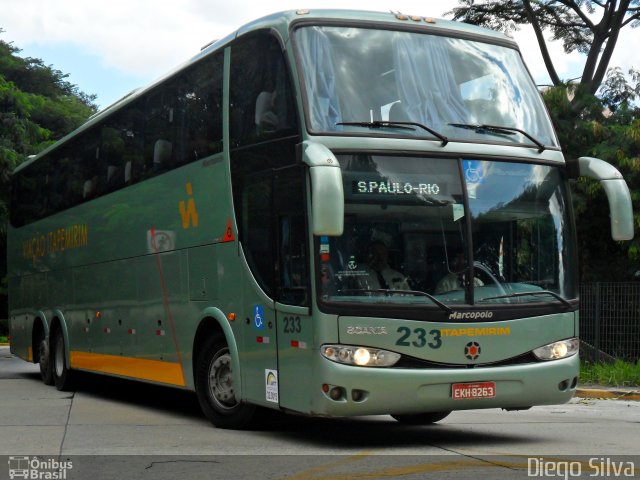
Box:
435, 250, 484, 294
358, 241, 411, 291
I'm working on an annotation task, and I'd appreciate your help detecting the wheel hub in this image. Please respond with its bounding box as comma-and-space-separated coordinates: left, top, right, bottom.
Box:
208, 351, 237, 409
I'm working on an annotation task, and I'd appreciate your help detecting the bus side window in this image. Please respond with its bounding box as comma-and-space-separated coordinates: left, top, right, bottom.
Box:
100, 101, 144, 189
230, 32, 297, 148
275, 167, 308, 306
230, 31, 303, 300
175, 52, 223, 165
144, 84, 177, 177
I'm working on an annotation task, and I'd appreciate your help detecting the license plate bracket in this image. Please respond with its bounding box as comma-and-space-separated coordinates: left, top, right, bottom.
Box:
452, 381, 496, 400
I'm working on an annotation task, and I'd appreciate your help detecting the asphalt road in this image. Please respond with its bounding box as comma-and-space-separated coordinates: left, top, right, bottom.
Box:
1, 346, 638, 480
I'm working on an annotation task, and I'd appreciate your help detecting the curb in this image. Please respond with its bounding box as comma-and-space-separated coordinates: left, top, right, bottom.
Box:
576, 388, 640, 401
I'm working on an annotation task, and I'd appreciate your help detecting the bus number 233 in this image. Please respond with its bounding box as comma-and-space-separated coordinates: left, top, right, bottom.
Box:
396, 327, 442, 349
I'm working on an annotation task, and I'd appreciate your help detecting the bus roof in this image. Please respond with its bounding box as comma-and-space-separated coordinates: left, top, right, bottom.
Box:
233, 9, 514, 46
15, 9, 515, 174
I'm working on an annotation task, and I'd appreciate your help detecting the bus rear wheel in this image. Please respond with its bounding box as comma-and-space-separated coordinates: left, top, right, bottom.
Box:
38, 338, 54, 385
195, 335, 256, 429
51, 329, 74, 391
391, 411, 451, 425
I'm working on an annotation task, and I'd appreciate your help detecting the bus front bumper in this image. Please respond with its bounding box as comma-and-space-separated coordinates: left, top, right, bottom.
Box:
310, 354, 579, 417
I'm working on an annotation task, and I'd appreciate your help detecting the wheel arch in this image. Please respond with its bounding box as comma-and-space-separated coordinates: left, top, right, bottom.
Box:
193, 307, 243, 400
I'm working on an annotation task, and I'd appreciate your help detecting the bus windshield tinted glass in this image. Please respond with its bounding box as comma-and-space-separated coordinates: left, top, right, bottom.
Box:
318, 155, 576, 307
465, 160, 576, 305
295, 26, 557, 148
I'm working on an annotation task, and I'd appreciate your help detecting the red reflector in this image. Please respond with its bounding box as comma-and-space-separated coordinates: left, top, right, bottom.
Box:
257, 336, 263, 343
291, 340, 299, 348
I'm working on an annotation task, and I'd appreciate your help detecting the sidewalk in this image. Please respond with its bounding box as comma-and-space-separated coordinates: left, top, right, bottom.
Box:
576, 385, 640, 401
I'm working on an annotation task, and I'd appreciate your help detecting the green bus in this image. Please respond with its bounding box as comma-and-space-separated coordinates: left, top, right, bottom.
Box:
8, 10, 634, 429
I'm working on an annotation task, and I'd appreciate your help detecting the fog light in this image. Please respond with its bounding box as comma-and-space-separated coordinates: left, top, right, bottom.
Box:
558, 379, 569, 391
351, 389, 368, 402
329, 386, 344, 400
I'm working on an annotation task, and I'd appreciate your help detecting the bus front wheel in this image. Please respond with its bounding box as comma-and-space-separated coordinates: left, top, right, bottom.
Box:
51, 329, 74, 391
391, 411, 451, 425
195, 335, 256, 429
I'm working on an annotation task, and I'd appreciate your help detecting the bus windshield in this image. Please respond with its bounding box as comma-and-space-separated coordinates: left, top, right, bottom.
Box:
294, 26, 557, 149
318, 155, 576, 308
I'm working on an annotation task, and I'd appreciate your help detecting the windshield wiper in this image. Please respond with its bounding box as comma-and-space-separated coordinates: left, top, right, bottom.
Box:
337, 121, 448, 146
336, 288, 453, 314
448, 123, 545, 153
477, 290, 573, 310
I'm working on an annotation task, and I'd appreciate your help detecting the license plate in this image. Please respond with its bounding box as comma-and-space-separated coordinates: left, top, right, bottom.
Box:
452, 381, 496, 400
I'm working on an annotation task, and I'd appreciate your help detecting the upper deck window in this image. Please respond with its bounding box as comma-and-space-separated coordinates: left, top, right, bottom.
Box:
293, 25, 558, 149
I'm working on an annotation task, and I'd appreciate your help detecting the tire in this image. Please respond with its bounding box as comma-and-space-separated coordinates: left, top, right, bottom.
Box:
195, 335, 256, 429
391, 411, 451, 425
51, 329, 74, 391
38, 338, 54, 385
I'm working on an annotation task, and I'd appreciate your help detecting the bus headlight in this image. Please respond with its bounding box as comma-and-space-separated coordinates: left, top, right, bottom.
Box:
533, 338, 579, 361
322, 345, 401, 367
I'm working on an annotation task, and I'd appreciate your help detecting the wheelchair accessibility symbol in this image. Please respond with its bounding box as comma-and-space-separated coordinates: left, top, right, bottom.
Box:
254, 305, 265, 330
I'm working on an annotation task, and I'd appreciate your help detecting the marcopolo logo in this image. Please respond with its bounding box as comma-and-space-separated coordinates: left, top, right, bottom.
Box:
448, 310, 493, 321
8, 456, 73, 479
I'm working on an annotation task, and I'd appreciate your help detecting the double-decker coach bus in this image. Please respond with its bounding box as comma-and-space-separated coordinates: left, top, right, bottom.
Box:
8, 10, 634, 429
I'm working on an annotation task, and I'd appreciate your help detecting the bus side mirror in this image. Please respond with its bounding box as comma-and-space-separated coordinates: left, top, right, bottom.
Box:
302, 141, 344, 236
577, 156, 634, 241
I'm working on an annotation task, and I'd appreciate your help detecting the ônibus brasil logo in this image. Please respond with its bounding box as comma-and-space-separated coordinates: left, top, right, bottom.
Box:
8, 456, 73, 479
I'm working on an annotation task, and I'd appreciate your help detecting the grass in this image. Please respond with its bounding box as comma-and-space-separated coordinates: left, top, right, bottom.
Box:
0, 336, 7, 344
580, 359, 640, 388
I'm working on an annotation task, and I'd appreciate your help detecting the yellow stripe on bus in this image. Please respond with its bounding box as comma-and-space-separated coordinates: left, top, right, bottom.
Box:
70, 351, 186, 386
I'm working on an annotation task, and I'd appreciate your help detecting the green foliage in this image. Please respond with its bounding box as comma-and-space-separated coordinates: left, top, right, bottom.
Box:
543, 82, 640, 280
0, 30, 98, 298
580, 359, 640, 387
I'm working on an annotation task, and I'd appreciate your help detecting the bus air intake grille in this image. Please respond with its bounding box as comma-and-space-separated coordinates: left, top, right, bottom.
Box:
393, 352, 539, 369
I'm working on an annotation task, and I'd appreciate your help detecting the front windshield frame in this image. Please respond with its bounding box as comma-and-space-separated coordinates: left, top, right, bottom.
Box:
314, 153, 578, 321
291, 21, 559, 150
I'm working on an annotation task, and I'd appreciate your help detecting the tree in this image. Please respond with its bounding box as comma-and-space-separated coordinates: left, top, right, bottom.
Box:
448, 1, 640, 104
542, 77, 640, 281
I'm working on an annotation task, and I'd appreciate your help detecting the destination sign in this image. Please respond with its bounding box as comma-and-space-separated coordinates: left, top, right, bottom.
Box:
353, 180, 440, 196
